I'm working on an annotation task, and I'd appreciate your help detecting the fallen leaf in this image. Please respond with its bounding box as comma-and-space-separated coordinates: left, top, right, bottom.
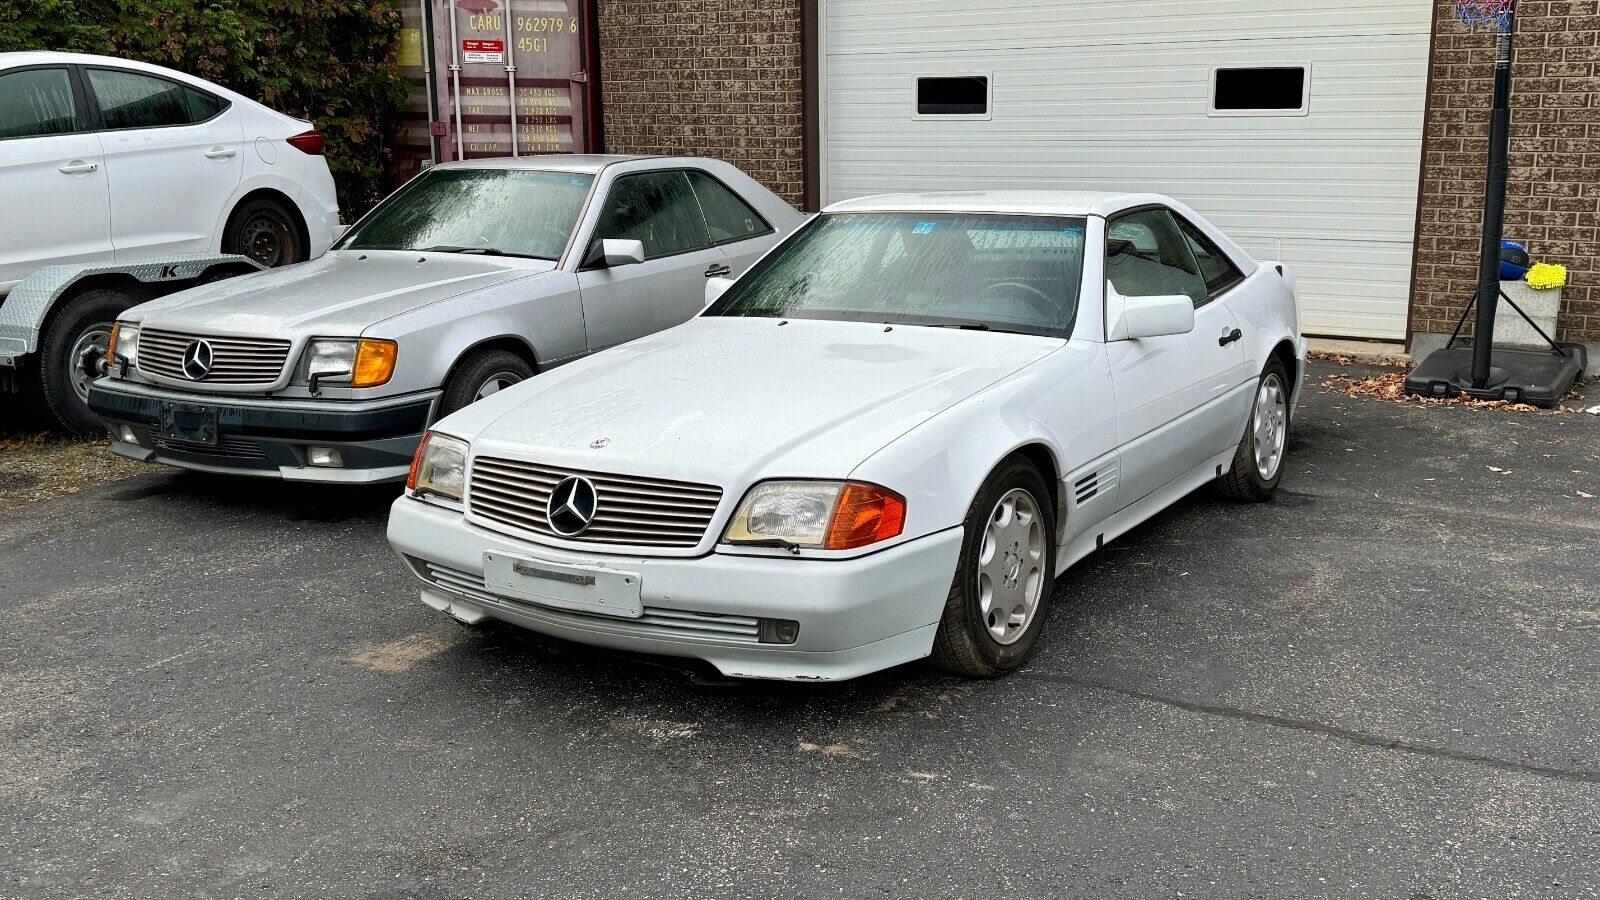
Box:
1579, 491, 1595, 499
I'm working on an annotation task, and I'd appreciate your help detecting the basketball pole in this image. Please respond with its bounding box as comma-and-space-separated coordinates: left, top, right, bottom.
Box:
1470, 5, 1516, 388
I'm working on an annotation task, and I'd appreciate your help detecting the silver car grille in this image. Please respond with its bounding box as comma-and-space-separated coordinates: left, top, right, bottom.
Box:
137, 328, 292, 387
412, 558, 761, 644
468, 457, 723, 549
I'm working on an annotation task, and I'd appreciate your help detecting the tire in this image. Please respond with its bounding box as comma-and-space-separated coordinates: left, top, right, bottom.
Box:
1215, 356, 1291, 502
223, 198, 304, 268
438, 349, 535, 418
929, 457, 1058, 678
38, 288, 137, 436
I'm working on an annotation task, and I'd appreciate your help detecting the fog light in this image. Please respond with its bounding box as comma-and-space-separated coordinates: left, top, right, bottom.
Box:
117, 424, 140, 445
308, 446, 343, 468
757, 618, 800, 645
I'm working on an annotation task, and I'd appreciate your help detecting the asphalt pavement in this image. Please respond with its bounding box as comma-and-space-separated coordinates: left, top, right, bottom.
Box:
2, 360, 1597, 899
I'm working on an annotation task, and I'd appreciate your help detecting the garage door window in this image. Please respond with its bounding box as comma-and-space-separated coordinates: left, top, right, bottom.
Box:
915, 76, 990, 118
1210, 66, 1309, 116
0, 69, 77, 139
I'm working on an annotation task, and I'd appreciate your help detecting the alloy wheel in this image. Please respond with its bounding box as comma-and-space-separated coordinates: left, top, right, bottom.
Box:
1253, 372, 1288, 480
977, 488, 1047, 645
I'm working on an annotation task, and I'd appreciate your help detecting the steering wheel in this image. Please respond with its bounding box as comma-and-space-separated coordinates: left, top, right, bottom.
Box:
978, 281, 1058, 319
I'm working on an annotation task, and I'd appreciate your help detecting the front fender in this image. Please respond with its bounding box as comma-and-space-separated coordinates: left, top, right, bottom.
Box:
847, 341, 1119, 546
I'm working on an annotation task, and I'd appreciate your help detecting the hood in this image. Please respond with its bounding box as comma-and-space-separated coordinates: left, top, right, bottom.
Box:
451, 316, 1063, 488
127, 249, 555, 337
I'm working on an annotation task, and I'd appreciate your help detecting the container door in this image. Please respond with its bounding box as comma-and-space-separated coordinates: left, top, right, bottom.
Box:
431, 0, 593, 162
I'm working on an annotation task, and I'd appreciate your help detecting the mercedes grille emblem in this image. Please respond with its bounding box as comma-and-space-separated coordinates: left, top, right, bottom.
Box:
546, 475, 599, 537
181, 340, 214, 380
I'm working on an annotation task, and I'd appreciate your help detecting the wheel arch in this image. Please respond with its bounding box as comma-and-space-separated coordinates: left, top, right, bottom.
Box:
1270, 338, 1300, 404
1003, 442, 1064, 535
36, 275, 159, 348
443, 335, 541, 387
223, 187, 309, 262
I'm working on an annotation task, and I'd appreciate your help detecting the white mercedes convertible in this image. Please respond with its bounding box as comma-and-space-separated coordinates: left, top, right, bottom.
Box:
387, 192, 1305, 682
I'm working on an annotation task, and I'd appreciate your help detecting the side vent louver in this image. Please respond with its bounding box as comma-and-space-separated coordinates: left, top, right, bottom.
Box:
1072, 463, 1119, 507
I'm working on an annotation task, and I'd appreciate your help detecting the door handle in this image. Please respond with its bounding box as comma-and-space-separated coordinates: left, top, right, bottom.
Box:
704, 263, 732, 278
1219, 328, 1243, 347
204, 147, 238, 159
58, 161, 99, 174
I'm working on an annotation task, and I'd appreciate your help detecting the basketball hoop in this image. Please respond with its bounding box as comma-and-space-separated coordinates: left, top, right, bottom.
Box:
1455, 0, 1515, 30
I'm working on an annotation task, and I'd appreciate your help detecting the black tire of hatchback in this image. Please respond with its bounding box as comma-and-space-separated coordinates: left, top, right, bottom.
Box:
1215, 356, 1291, 503
223, 198, 304, 268
438, 350, 535, 418
928, 457, 1058, 678
38, 288, 134, 437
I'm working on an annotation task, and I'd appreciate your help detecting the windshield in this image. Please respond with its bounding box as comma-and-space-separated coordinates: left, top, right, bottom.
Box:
705, 212, 1087, 337
340, 168, 594, 261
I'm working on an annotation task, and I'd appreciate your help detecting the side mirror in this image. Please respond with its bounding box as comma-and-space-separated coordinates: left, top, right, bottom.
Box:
582, 238, 645, 269
1111, 293, 1195, 341
704, 276, 734, 307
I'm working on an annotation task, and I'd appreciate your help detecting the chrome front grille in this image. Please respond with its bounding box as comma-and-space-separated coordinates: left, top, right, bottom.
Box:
467, 457, 723, 548
412, 558, 761, 644
137, 328, 292, 387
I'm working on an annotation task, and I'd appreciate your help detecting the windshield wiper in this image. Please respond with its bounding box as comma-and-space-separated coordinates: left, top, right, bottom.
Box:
422, 245, 506, 256
921, 322, 991, 331
736, 538, 803, 555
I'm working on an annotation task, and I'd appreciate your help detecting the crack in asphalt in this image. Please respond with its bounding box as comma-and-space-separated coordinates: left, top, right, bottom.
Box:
1042, 673, 1600, 785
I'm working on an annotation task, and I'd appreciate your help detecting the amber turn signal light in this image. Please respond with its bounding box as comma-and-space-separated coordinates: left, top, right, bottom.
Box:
351, 339, 398, 387
824, 482, 906, 550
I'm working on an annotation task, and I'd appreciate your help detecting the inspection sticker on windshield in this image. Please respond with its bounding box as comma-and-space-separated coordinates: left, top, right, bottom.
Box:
912, 221, 937, 235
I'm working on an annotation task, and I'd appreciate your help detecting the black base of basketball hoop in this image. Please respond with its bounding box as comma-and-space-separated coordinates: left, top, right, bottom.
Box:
1405, 342, 1586, 408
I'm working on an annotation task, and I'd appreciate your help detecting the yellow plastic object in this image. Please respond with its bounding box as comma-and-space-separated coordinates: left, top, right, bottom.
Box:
1525, 262, 1567, 290
351, 339, 398, 387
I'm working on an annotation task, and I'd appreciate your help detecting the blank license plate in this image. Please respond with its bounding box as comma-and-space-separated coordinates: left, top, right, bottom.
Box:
159, 402, 219, 445
482, 551, 643, 619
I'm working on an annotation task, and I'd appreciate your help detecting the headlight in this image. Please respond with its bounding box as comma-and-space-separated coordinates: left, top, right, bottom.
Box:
723, 480, 905, 550
407, 431, 468, 501
302, 338, 398, 388
106, 321, 139, 373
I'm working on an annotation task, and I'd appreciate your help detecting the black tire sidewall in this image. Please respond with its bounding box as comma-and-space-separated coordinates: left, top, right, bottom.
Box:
225, 199, 303, 267
439, 350, 535, 418
39, 289, 134, 436
952, 459, 1058, 672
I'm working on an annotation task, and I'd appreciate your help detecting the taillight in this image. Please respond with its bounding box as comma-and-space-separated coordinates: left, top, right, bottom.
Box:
824, 482, 907, 550
286, 130, 325, 155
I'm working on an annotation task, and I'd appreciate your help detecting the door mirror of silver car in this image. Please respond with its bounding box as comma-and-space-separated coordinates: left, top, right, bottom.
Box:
582, 238, 646, 269
704, 276, 734, 307
1110, 292, 1196, 341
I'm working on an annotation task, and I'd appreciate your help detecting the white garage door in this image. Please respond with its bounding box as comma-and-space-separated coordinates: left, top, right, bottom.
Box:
821, 0, 1433, 339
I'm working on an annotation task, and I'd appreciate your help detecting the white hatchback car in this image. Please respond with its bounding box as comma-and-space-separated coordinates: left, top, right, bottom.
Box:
388, 192, 1305, 682
0, 51, 340, 294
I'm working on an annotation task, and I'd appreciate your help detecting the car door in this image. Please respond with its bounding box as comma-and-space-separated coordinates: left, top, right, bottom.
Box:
1103, 207, 1245, 507
683, 167, 780, 276
0, 65, 111, 292
575, 170, 729, 351
83, 67, 244, 261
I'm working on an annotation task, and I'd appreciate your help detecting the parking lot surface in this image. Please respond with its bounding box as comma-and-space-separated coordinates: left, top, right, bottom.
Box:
3, 361, 1597, 899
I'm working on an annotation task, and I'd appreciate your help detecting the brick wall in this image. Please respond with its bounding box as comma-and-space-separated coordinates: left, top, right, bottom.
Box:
595, 0, 806, 207
1414, 0, 1600, 343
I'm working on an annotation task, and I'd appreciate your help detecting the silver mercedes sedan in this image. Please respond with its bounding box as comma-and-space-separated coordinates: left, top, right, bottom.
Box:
86, 155, 801, 482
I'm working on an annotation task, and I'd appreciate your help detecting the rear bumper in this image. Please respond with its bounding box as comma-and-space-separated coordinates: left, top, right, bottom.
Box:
88, 377, 436, 483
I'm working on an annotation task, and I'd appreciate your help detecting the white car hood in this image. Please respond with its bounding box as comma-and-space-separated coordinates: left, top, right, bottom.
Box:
127, 249, 555, 338
454, 317, 1063, 487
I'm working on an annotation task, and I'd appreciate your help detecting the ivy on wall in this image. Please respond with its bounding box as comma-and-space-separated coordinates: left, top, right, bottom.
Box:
0, 0, 409, 214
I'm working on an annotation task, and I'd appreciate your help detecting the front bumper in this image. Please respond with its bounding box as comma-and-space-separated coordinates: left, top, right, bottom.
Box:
88, 377, 437, 483
387, 496, 965, 681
